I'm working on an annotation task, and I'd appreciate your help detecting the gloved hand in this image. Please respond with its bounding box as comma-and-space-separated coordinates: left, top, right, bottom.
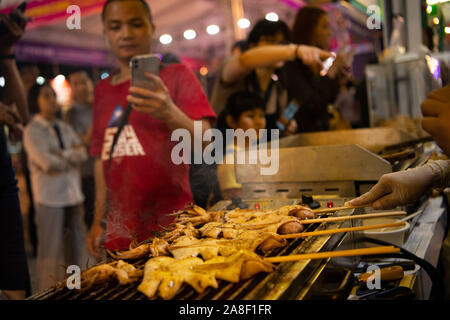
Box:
348, 165, 441, 210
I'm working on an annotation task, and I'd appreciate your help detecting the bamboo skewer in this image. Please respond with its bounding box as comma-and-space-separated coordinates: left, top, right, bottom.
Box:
312, 204, 367, 214
280, 222, 407, 239
168, 222, 407, 250
264, 246, 400, 263
300, 211, 406, 225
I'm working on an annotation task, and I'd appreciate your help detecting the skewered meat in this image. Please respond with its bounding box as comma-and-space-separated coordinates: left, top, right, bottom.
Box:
194, 250, 273, 283
138, 250, 272, 299
288, 207, 315, 220
277, 220, 304, 235
106, 238, 169, 260
169, 231, 287, 259
137, 256, 218, 299
161, 223, 200, 242
172, 204, 224, 226
81, 260, 142, 288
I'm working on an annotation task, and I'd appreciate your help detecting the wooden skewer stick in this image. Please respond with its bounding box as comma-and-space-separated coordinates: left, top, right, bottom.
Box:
264, 246, 400, 263
300, 211, 406, 225
169, 222, 406, 250
280, 222, 407, 239
312, 204, 367, 214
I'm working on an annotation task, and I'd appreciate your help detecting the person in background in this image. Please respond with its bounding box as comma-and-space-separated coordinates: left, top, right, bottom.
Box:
86, 0, 216, 257
216, 91, 266, 200
210, 18, 332, 134
281, 5, 354, 133
65, 70, 95, 228
25, 83, 88, 291
231, 40, 247, 57
18, 64, 40, 258
0, 7, 31, 299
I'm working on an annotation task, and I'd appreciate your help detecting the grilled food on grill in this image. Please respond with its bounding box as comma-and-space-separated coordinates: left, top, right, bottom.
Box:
161, 222, 200, 242
81, 260, 142, 288
76, 204, 315, 298
137, 256, 219, 299
194, 250, 273, 283
173, 204, 314, 230
106, 238, 170, 260
168, 232, 287, 260
138, 250, 273, 299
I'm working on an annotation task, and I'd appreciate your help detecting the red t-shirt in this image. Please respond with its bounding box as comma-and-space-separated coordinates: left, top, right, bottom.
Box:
90, 63, 216, 250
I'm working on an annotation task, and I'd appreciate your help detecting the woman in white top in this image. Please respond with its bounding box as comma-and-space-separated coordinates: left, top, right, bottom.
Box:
24, 82, 88, 291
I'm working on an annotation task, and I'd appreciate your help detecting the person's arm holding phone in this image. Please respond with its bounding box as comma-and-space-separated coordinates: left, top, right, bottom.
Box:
222, 45, 333, 84
127, 72, 212, 147
128, 72, 210, 129
127, 55, 212, 144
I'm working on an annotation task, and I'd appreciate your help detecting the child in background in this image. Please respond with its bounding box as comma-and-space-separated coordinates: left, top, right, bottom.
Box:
216, 91, 266, 200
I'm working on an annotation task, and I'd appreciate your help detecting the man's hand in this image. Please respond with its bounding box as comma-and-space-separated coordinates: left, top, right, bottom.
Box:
348, 165, 440, 210
86, 222, 104, 258
0, 9, 28, 54
127, 72, 176, 122
421, 86, 450, 156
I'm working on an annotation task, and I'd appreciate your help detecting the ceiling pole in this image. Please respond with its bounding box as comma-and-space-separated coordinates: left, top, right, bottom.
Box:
222, 0, 235, 54
231, 0, 246, 41
222, 0, 245, 54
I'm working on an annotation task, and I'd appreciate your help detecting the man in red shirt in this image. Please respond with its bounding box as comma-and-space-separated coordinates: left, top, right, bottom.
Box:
87, 0, 216, 256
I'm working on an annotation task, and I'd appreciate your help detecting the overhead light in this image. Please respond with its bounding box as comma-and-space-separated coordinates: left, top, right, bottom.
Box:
427, 5, 433, 14
184, 29, 196, 40
237, 18, 250, 29
36, 76, 45, 85
206, 24, 220, 35
0, 77, 5, 87
265, 12, 279, 22
159, 34, 173, 45
199, 67, 208, 76
433, 17, 440, 25
54, 74, 65, 85
445, 26, 450, 34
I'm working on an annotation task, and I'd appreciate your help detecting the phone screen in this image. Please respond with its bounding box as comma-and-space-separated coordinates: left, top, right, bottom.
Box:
320, 56, 336, 77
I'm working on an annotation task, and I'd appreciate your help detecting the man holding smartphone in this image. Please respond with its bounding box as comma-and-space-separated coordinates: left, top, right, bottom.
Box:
87, 0, 216, 256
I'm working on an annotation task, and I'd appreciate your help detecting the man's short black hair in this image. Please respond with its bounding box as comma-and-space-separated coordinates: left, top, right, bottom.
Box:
101, 0, 153, 22
247, 19, 291, 47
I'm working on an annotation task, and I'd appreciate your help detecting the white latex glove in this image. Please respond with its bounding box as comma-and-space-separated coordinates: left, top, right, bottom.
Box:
348, 165, 441, 210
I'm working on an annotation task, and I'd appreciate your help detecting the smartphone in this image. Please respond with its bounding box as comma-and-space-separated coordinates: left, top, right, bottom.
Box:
0, 1, 27, 35
276, 100, 300, 131
130, 54, 161, 91
320, 53, 336, 77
